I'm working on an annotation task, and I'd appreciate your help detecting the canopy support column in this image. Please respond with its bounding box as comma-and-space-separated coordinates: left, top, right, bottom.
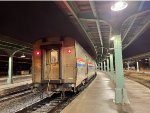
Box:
110, 54, 114, 80
104, 61, 106, 71
101, 62, 103, 71
114, 35, 129, 104
7, 54, 13, 84
136, 61, 139, 72
107, 58, 110, 72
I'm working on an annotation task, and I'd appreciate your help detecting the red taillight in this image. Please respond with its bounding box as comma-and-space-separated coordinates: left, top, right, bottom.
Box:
34, 50, 41, 56
67, 49, 72, 54
36, 51, 40, 55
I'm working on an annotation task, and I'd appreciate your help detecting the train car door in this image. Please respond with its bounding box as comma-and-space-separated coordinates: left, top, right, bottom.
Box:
42, 44, 61, 81
48, 48, 60, 80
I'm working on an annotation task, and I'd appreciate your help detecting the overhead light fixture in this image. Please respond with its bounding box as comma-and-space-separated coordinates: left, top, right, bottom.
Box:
110, 36, 115, 40
111, 1, 128, 11
109, 48, 114, 50
21, 53, 26, 58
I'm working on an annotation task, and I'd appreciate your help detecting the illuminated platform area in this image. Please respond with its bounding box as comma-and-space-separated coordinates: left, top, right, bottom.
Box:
61, 71, 150, 113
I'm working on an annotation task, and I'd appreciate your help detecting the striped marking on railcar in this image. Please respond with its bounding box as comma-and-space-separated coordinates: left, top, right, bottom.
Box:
77, 58, 86, 67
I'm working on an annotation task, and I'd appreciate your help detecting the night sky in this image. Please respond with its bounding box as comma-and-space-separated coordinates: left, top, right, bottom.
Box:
0, 1, 96, 58
122, 1, 150, 58
0, 2, 76, 42
123, 26, 150, 58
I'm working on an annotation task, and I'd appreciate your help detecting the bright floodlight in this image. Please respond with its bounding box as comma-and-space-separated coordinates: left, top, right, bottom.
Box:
21, 53, 25, 58
111, 1, 128, 11
110, 36, 115, 40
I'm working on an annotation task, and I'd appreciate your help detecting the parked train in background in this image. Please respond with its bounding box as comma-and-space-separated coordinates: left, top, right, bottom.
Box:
32, 37, 97, 93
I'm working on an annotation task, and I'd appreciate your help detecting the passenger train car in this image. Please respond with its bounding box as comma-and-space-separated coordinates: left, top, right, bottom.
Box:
32, 37, 97, 92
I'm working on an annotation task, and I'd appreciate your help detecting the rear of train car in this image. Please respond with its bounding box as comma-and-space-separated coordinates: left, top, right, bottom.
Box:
32, 37, 96, 92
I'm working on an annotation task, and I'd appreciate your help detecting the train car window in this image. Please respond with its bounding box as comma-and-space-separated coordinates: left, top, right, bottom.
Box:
50, 49, 59, 64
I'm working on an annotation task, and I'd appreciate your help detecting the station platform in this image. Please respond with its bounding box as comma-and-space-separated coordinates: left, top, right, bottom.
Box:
61, 71, 150, 113
0, 75, 32, 97
0, 74, 32, 85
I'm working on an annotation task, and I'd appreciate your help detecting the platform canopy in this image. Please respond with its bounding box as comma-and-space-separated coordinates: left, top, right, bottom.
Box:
56, 1, 150, 61
0, 34, 32, 59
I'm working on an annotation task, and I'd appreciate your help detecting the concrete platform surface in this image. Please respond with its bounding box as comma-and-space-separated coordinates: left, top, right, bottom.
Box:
0, 75, 32, 97
61, 71, 150, 113
0, 80, 32, 91
0, 74, 32, 85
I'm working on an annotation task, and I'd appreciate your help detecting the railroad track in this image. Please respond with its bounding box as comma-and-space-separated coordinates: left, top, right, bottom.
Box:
13, 75, 96, 113
15, 92, 74, 113
124, 71, 150, 89
0, 89, 32, 103
126, 76, 150, 89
